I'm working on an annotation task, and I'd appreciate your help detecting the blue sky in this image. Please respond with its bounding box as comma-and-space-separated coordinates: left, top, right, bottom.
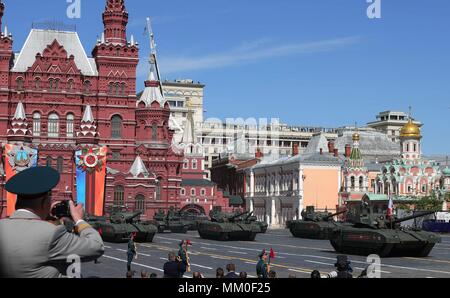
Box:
3, 0, 450, 155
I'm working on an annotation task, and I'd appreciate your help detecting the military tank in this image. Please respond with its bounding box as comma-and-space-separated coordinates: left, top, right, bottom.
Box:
197, 209, 261, 241
243, 211, 268, 234
288, 206, 347, 240
89, 211, 157, 243
178, 211, 209, 231
329, 204, 441, 257
149, 208, 190, 234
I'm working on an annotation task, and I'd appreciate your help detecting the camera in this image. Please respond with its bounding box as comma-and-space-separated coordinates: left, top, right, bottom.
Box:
51, 201, 72, 219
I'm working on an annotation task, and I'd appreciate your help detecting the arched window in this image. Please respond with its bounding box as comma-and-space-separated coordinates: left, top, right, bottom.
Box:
350, 176, 355, 190
115, 82, 120, 95
135, 195, 145, 212
49, 79, 54, 91
113, 186, 125, 206
192, 159, 198, 170
66, 114, 74, 138
35, 78, 41, 90
201, 189, 206, 196
155, 179, 161, 201
121, 83, 126, 95
152, 124, 157, 141
46, 156, 53, 168
183, 159, 189, 170
180, 188, 186, 196
67, 79, 74, 91
191, 188, 196, 197
359, 176, 364, 190
108, 82, 114, 94
33, 112, 41, 137
48, 113, 60, 138
56, 156, 64, 173
83, 81, 91, 94
111, 115, 122, 139
16, 77, 24, 91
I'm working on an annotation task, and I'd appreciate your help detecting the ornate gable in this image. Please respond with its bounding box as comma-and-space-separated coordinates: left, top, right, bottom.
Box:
28, 39, 82, 76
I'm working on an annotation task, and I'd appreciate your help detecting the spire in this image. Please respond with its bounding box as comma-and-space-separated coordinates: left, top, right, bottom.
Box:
13, 102, 26, 120
129, 155, 149, 178
102, 0, 128, 45
8, 102, 31, 142
82, 105, 94, 123
77, 105, 99, 144
137, 17, 166, 107
349, 125, 363, 168
0, 1, 4, 31
181, 100, 196, 145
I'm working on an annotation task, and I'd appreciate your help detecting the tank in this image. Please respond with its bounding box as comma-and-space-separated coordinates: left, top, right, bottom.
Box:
242, 211, 268, 233
178, 211, 209, 231
329, 203, 441, 257
149, 208, 190, 234
88, 210, 157, 243
197, 209, 261, 241
288, 206, 347, 240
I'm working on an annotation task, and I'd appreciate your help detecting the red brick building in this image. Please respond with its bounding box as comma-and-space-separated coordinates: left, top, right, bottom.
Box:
0, 0, 229, 219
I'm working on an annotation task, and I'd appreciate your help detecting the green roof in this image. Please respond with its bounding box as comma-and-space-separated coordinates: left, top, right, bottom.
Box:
181, 179, 216, 187
228, 195, 244, 206
364, 193, 389, 201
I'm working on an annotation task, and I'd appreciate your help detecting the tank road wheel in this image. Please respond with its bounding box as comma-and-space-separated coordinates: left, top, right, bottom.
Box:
220, 233, 229, 241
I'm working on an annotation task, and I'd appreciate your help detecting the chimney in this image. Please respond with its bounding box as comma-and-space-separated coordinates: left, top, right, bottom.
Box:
345, 144, 351, 158
334, 149, 339, 158
328, 141, 335, 153
292, 143, 299, 156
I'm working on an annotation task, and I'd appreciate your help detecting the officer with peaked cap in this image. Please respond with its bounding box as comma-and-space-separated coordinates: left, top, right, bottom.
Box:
256, 250, 269, 278
0, 167, 104, 278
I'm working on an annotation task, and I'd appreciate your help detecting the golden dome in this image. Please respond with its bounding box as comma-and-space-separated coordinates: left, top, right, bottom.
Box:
400, 119, 421, 138
352, 132, 360, 141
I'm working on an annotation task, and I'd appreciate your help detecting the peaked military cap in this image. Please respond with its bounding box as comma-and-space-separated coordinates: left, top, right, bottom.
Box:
5, 166, 60, 197
258, 250, 267, 258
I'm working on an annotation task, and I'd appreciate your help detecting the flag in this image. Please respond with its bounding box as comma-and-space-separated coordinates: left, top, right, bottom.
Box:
387, 197, 394, 219
269, 248, 276, 260
4, 144, 38, 216
75, 147, 107, 216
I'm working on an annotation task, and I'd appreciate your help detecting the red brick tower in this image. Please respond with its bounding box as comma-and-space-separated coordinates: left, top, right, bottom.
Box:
0, 1, 13, 144
92, 0, 139, 173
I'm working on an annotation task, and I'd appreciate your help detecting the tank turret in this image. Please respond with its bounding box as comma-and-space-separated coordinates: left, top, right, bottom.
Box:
329, 202, 441, 257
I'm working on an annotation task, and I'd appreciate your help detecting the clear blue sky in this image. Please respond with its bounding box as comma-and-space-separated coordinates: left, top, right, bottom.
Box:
3, 0, 450, 155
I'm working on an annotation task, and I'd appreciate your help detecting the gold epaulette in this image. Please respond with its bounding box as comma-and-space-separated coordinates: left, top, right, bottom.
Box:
74, 222, 92, 234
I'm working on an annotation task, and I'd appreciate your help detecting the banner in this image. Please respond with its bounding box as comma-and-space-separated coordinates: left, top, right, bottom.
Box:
75, 147, 107, 216
4, 144, 38, 216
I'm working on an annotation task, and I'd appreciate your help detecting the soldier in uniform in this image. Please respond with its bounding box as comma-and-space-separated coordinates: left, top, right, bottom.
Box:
0, 167, 104, 278
256, 250, 269, 278
127, 232, 138, 272
177, 239, 191, 277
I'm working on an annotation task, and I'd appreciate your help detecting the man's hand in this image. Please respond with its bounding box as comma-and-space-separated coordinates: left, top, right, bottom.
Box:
70, 201, 84, 223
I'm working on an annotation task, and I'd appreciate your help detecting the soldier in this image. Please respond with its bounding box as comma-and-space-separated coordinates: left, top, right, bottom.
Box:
177, 239, 192, 277
256, 250, 269, 278
127, 232, 138, 272
327, 255, 353, 279
0, 167, 104, 278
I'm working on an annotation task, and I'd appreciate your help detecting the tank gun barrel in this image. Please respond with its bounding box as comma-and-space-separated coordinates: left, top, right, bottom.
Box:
125, 211, 143, 222
323, 209, 347, 220
392, 211, 435, 224
229, 211, 250, 220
